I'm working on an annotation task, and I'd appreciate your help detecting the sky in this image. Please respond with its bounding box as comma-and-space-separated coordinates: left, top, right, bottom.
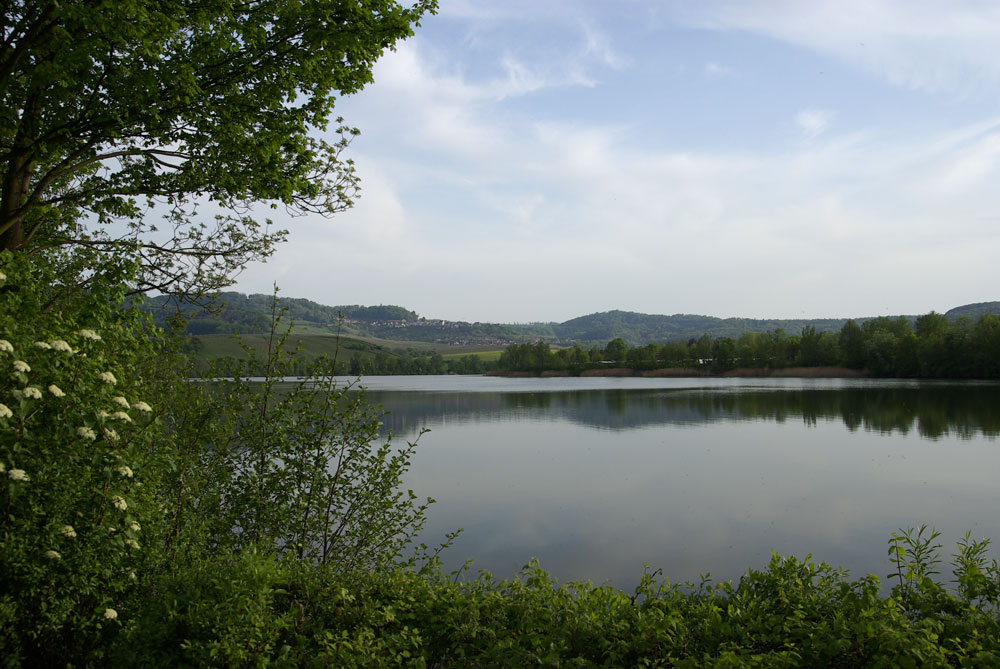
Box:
231, 0, 1000, 324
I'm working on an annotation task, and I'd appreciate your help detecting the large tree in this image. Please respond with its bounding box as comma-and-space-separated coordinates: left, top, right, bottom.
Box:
0, 0, 435, 294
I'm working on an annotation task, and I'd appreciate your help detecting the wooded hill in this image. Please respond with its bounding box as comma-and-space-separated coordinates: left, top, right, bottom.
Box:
141, 293, 1000, 348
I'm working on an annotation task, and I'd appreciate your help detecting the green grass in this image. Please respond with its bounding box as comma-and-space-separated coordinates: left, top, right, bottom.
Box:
441, 349, 504, 361
190, 333, 381, 360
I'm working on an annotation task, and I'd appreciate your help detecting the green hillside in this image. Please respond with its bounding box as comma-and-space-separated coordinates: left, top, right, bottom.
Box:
551, 310, 851, 345
145, 292, 997, 349
945, 301, 1000, 320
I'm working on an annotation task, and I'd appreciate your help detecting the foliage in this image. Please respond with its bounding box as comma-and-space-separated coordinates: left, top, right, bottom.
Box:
161, 296, 432, 569
0, 254, 433, 665
110, 535, 1000, 667
0, 250, 166, 665
495, 312, 1000, 379
0, 0, 436, 295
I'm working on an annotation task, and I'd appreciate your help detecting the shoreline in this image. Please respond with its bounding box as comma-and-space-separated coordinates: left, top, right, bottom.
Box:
485, 366, 867, 379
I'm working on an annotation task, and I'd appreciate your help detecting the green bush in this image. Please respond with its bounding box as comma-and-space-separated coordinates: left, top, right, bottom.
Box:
0, 250, 165, 665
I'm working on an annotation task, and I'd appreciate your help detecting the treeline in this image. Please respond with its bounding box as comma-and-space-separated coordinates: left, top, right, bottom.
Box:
497, 312, 1000, 378
348, 351, 488, 376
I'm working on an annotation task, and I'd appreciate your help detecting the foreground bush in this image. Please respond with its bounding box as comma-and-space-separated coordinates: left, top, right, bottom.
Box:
113, 538, 1000, 667
0, 253, 430, 666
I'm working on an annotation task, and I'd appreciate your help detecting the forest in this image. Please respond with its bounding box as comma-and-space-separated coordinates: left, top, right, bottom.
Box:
496, 312, 1000, 378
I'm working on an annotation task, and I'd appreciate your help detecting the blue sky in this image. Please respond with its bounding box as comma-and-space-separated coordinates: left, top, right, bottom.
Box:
233, 0, 1000, 323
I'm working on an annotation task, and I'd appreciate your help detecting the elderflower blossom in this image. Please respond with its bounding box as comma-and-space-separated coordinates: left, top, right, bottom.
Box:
111, 396, 129, 409
77, 426, 96, 441
0, 269, 5, 282
12, 360, 30, 373
117, 465, 133, 478
51, 340, 73, 354
22, 386, 42, 400
48, 385, 65, 398
112, 496, 127, 511
128, 521, 141, 532
0, 340, 12, 353
132, 400, 152, 413
0, 403, 11, 419
44, 550, 61, 560
128, 571, 137, 581
98, 371, 116, 385
8, 469, 28, 482
104, 608, 117, 620
106, 428, 119, 442
60, 525, 77, 539
125, 538, 139, 550
77, 329, 101, 341
33, 341, 51, 350
111, 411, 132, 423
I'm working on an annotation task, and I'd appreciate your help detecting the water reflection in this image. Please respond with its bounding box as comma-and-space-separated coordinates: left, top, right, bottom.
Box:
372, 384, 1000, 441
346, 380, 1000, 591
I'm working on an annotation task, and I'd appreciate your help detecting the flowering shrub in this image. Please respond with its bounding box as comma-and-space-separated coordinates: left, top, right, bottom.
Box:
0, 251, 162, 664
0, 253, 434, 665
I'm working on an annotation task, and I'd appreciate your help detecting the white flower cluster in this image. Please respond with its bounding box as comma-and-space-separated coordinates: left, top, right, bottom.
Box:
77, 426, 96, 441
112, 396, 129, 409
128, 521, 141, 532
50, 340, 73, 354
0, 340, 12, 354
8, 469, 28, 482
112, 496, 127, 511
118, 465, 133, 478
111, 411, 132, 423
12, 360, 30, 373
133, 401, 152, 413
44, 550, 61, 560
125, 538, 140, 550
33, 341, 51, 350
48, 385, 65, 398
60, 525, 77, 539
104, 608, 117, 620
15, 386, 42, 400
98, 371, 117, 385
77, 329, 101, 341
0, 403, 11, 419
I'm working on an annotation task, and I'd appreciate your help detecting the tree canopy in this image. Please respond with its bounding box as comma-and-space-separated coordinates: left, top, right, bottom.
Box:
0, 0, 436, 294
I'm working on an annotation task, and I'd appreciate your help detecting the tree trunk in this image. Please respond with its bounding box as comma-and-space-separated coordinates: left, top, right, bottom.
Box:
1, 97, 38, 252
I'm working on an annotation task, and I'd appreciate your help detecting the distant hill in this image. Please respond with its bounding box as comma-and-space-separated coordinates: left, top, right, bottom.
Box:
945, 301, 1000, 321
141, 293, 997, 348
141, 293, 417, 335
550, 310, 849, 345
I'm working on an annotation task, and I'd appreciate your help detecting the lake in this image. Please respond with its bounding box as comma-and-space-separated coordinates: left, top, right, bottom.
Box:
337, 375, 1000, 590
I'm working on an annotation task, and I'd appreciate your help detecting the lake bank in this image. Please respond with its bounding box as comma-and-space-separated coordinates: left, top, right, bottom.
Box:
486, 366, 867, 378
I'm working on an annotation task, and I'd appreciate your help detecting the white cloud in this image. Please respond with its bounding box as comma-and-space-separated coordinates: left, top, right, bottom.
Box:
921, 132, 1000, 198
580, 20, 630, 70
795, 109, 833, 138
668, 0, 1000, 96
235, 6, 1000, 322
704, 62, 732, 76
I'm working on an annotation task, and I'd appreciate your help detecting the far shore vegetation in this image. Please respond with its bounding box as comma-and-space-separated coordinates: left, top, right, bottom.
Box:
183, 309, 1000, 380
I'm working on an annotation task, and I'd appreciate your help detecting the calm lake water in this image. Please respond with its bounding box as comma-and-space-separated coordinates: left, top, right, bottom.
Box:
336, 375, 1000, 590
